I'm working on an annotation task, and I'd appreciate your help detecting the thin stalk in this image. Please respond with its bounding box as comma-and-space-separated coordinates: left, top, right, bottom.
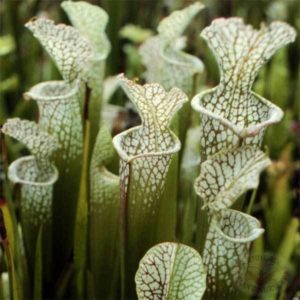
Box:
74, 84, 91, 297
261, 218, 299, 300
0, 203, 22, 300
246, 188, 258, 214
33, 228, 42, 300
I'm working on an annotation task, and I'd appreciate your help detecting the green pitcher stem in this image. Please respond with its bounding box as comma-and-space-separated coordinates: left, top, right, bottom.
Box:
88, 124, 120, 298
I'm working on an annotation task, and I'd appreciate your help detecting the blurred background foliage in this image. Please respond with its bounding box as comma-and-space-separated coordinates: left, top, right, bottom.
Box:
0, 0, 300, 299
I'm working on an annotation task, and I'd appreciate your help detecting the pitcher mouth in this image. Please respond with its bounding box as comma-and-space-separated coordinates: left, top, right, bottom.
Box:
8, 156, 58, 187
160, 45, 204, 74
212, 209, 264, 244
23, 80, 80, 102
112, 126, 181, 163
191, 89, 284, 138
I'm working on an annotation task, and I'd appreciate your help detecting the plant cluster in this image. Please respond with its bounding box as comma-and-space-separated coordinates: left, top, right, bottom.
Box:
0, 1, 298, 300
